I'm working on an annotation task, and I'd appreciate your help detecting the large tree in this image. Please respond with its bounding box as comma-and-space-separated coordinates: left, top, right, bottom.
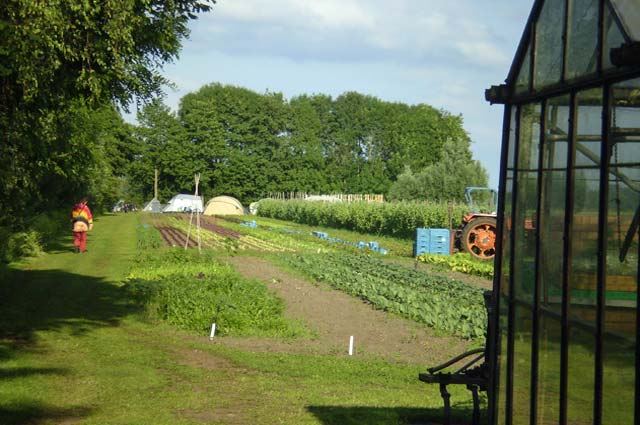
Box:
0, 0, 213, 228
128, 85, 487, 204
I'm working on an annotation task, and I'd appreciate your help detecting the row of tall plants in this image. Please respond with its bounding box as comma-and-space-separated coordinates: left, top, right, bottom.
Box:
257, 199, 468, 239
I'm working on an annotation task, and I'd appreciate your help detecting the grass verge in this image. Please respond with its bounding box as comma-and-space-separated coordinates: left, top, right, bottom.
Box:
0, 213, 486, 424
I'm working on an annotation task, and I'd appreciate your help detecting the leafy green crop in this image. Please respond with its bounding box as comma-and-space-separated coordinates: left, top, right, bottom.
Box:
136, 223, 164, 250
417, 253, 495, 279
126, 249, 304, 337
281, 253, 487, 339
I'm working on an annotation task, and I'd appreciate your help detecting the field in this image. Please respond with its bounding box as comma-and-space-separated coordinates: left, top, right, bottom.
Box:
0, 212, 492, 424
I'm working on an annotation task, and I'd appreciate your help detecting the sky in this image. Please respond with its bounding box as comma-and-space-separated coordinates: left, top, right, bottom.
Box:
153, 0, 534, 189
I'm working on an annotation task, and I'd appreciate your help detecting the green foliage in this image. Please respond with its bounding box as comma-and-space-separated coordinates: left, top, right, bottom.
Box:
0, 209, 69, 262
387, 138, 490, 202
281, 253, 487, 339
126, 86, 480, 205
0, 0, 211, 229
1, 230, 44, 262
418, 254, 495, 279
28, 210, 69, 245
257, 199, 468, 239
136, 224, 164, 250
126, 249, 303, 337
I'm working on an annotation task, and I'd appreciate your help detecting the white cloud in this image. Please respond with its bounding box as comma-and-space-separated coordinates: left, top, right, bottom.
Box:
213, 0, 375, 30
455, 40, 511, 67
195, 0, 515, 68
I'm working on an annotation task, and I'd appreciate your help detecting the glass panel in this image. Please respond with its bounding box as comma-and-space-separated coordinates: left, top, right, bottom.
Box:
536, 313, 562, 424
514, 104, 542, 303
566, 0, 599, 80
512, 103, 541, 425
567, 87, 602, 424
567, 326, 597, 424
497, 107, 518, 425
603, 1, 628, 70
610, 0, 640, 41
534, 0, 566, 90
602, 77, 640, 424
512, 303, 533, 425
516, 44, 532, 96
536, 95, 570, 425
540, 95, 571, 312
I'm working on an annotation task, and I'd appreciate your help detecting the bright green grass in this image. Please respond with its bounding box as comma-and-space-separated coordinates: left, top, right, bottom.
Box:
0, 213, 484, 424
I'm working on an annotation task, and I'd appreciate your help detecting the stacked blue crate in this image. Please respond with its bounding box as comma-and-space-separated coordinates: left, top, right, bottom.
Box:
413, 228, 430, 256
413, 228, 450, 256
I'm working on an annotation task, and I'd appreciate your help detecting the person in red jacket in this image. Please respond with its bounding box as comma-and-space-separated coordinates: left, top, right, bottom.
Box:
70, 198, 93, 253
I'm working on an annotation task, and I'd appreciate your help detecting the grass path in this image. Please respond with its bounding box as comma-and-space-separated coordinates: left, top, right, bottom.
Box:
0, 213, 479, 425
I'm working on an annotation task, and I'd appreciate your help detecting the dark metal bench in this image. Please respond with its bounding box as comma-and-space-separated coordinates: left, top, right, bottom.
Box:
419, 290, 493, 425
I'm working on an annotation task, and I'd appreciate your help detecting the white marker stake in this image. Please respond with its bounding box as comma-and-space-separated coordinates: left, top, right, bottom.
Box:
349, 335, 354, 356
209, 323, 216, 340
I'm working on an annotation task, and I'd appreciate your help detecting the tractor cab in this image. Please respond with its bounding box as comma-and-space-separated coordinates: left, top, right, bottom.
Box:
465, 187, 498, 214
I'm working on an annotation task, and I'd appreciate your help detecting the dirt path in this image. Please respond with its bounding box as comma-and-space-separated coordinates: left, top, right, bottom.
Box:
222, 256, 472, 365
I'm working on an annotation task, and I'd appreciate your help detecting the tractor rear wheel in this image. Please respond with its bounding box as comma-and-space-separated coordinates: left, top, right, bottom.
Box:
461, 217, 497, 260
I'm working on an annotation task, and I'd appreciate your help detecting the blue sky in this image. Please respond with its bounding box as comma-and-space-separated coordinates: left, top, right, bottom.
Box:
154, 0, 534, 188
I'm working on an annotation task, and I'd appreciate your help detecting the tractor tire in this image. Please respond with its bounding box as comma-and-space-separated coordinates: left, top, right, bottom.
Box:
461, 217, 497, 260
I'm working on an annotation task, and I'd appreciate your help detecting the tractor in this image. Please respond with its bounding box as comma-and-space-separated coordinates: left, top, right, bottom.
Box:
455, 187, 498, 261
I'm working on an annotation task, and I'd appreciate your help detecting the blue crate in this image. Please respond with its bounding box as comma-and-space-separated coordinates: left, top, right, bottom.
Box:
414, 228, 451, 256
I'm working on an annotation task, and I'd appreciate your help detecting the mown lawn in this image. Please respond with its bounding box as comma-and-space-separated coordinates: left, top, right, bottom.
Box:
0, 213, 483, 425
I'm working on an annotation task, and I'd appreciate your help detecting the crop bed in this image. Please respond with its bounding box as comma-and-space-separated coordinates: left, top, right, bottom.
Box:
155, 226, 198, 248
164, 217, 291, 252
199, 217, 242, 238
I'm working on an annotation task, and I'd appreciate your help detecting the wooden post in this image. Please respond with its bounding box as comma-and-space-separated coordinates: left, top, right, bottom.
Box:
154, 168, 159, 199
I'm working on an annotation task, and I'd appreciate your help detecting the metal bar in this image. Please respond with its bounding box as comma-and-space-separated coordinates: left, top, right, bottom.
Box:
560, 91, 577, 425
530, 7, 537, 93
506, 69, 640, 106
505, 106, 523, 425
440, 383, 452, 425
593, 84, 610, 425
489, 104, 514, 425
597, 0, 604, 76
619, 204, 640, 262
545, 126, 640, 193
427, 348, 485, 374
635, 216, 640, 425
561, 0, 569, 84
470, 385, 481, 425
530, 101, 545, 425
455, 353, 486, 374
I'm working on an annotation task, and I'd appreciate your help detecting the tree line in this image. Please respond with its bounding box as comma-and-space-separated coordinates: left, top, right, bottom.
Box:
127, 84, 489, 205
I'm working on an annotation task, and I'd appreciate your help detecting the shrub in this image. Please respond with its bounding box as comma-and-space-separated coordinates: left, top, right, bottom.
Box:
29, 210, 69, 246
2, 230, 45, 262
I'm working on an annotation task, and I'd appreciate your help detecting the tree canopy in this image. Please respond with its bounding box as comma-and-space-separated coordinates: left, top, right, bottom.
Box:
0, 0, 213, 228
129, 83, 488, 204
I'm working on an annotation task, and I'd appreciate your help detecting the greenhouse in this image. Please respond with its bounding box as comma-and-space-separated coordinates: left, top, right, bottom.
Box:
485, 0, 640, 424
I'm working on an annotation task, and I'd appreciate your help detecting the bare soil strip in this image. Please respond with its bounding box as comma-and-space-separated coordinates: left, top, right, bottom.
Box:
221, 256, 472, 365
